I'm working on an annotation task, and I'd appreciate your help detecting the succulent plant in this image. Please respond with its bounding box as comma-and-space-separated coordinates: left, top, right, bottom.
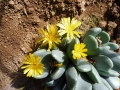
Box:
21, 17, 120, 90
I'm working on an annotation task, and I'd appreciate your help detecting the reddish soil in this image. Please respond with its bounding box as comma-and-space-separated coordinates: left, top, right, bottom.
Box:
0, 0, 120, 90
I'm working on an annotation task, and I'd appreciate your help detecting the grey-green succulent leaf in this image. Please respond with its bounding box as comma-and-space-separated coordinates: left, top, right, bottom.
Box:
83, 35, 98, 50
97, 31, 110, 44
65, 64, 78, 90
46, 80, 54, 86
60, 37, 72, 49
62, 84, 70, 90
45, 75, 59, 86
40, 51, 54, 63
73, 72, 92, 90
75, 59, 92, 72
97, 46, 110, 55
83, 27, 102, 39
86, 49, 99, 56
33, 49, 47, 57
88, 45, 110, 56
53, 76, 65, 90
92, 76, 113, 90
98, 69, 119, 77
102, 50, 120, 72
51, 50, 68, 63
93, 55, 113, 71
86, 66, 102, 83
101, 42, 119, 50
92, 82, 110, 90
104, 76, 120, 89
101, 77, 113, 90
46, 74, 66, 87
51, 57, 69, 80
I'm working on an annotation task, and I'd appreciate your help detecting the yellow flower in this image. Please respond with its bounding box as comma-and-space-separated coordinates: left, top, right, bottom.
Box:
57, 17, 82, 39
21, 53, 44, 77
72, 43, 88, 60
38, 25, 61, 51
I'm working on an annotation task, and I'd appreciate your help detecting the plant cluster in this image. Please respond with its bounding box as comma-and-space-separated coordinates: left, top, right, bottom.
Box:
21, 17, 120, 90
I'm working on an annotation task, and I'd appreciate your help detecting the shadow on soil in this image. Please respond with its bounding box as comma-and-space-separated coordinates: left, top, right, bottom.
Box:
11, 69, 44, 90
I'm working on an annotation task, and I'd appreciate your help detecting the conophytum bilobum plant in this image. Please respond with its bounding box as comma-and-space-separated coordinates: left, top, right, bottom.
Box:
21, 17, 120, 90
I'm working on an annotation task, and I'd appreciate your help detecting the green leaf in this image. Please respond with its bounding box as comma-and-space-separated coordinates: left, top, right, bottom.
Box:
86, 45, 110, 56
97, 31, 110, 44
33, 49, 54, 63
83, 27, 102, 39
46, 80, 54, 86
51, 57, 69, 80
73, 72, 92, 90
104, 76, 120, 89
33, 49, 47, 57
45, 75, 58, 86
93, 55, 113, 71
60, 37, 72, 49
102, 50, 120, 72
101, 42, 119, 50
40, 52, 54, 63
76, 59, 92, 72
65, 64, 78, 90
101, 77, 113, 90
45, 75, 65, 87
97, 46, 110, 55
98, 69, 119, 77
34, 63, 50, 79
53, 76, 65, 90
51, 50, 68, 63
88, 45, 110, 56
86, 49, 99, 56
92, 82, 110, 90
62, 84, 70, 90
83, 35, 98, 50
86, 66, 102, 83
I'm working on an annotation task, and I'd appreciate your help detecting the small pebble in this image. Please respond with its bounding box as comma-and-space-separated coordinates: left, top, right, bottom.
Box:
27, 7, 34, 14
98, 20, 107, 28
14, 4, 23, 11
8, 0, 15, 7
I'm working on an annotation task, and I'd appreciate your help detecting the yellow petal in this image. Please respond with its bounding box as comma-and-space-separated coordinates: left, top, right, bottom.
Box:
57, 23, 65, 29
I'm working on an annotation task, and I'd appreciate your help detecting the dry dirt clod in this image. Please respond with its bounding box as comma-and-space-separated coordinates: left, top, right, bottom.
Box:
14, 4, 23, 11
27, 7, 35, 14
50, 11, 56, 16
98, 20, 107, 29
108, 3, 120, 18
23, 0, 31, 7
107, 21, 117, 31
20, 44, 32, 54
74, 0, 86, 14
30, 15, 41, 25
23, 7, 28, 17
108, 2, 112, 7
8, 0, 15, 7
107, 21, 117, 38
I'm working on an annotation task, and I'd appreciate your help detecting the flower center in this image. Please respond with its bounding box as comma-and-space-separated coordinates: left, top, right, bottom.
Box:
47, 34, 54, 41
32, 63, 39, 68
